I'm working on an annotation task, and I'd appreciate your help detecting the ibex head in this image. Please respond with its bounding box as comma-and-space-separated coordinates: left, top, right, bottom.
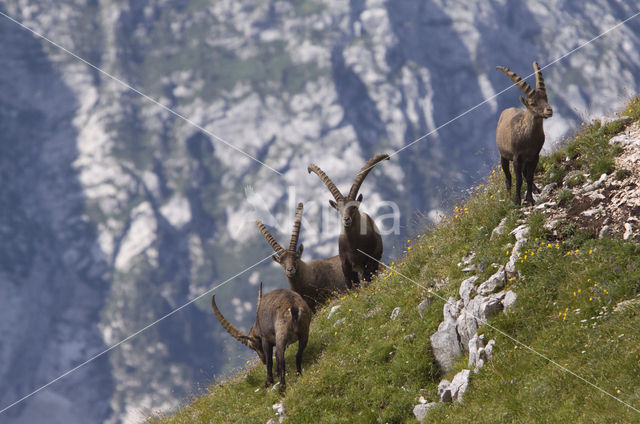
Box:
211, 283, 266, 363
497, 61, 553, 119
257, 203, 304, 278
308, 154, 389, 230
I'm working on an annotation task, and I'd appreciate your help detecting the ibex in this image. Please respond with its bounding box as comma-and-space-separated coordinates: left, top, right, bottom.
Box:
211, 283, 311, 389
257, 202, 348, 312
496, 61, 553, 205
308, 154, 389, 288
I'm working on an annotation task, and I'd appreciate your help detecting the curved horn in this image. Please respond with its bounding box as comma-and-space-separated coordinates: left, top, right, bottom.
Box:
348, 154, 390, 200
256, 282, 263, 313
533, 61, 546, 94
211, 295, 250, 346
289, 203, 303, 251
496, 65, 534, 97
307, 164, 344, 201
256, 221, 285, 256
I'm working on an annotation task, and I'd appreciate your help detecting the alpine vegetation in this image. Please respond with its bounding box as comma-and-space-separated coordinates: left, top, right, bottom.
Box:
256, 202, 348, 312
308, 154, 389, 288
496, 61, 553, 205
211, 283, 312, 389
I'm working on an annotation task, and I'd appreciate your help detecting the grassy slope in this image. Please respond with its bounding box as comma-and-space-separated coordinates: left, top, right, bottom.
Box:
150, 97, 640, 423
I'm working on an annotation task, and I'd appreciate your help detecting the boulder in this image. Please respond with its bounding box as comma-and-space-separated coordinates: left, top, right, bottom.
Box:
484, 339, 495, 361
459, 276, 479, 305
413, 402, 438, 422
443, 297, 462, 322
477, 266, 506, 295
430, 320, 462, 373
438, 379, 453, 403
449, 369, 471, 402
437, 379, 451, 397
503, 290, 517, 311
456, 307, 479, 349
506, 225, 529, 274
468, 333, 479, 368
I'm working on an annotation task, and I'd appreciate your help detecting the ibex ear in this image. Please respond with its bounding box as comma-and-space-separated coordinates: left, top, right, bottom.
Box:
271, 254, 280, 263
329, 200, 338, 210
297, 243, 304, 256
520, 96, 527, 107
356, 194, 363, 203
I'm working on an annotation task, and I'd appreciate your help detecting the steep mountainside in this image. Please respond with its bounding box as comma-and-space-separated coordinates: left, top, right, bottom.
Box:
150, 101, 640, 424
0, 1, 639, 422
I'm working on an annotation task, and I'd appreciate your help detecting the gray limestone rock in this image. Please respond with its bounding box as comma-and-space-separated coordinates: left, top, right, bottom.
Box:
413, 402, 438, 421
327, 305, 342, 319
468, 333, 479, 368
490, 217, 508, 240
599, 225, 612, 239
430, 319, 462, 373
390, 307, 401, 320
484, 339, 496, 361
503, 290, 517, 311
417, 296, 433, 318
477, 266, 506, 296
438, 379, 451, 398
459, 276, 479, 305
449, 369, 471, 402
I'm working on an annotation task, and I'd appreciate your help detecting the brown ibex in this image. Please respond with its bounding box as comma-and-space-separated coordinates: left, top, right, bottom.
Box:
308, 154, 389, 288
257, 202, 348, 312
496, 61, 553, 205
211, 283, 311, 389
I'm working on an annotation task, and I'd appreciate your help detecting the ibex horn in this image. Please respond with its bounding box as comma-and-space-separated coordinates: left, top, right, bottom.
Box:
496, 65, 535, 97
211, 295, 250, 346
307, 164, 344, 202
256, 282, 263, 313
256, 221, 286, 256
348, 153, 390, 200
533, 61, 546, 94
289, 203, 303, 251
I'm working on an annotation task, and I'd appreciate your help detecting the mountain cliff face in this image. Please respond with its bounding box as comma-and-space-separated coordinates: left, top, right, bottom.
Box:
0, 1, 638, 422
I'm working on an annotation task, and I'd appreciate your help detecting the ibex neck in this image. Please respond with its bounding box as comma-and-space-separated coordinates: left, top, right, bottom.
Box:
524, 109, 544, 128
288, 260, 310, 290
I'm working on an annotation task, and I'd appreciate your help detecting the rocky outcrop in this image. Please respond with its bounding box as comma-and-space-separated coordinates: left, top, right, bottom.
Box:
420, 225, 527, 420
533, 119, 640, 243
430, 242, 525, 374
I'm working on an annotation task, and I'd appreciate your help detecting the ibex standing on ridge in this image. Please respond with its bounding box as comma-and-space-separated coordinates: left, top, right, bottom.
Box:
308, 154, 389, 288
211, 283, 311, 389
257, 202, 348, 312
496, 61, 553, 205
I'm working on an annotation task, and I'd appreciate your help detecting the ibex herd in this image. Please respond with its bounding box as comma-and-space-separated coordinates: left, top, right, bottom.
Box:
212, 60, 553, 389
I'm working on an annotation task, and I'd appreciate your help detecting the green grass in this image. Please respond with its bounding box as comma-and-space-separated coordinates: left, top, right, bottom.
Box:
149, 97, 640, 423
